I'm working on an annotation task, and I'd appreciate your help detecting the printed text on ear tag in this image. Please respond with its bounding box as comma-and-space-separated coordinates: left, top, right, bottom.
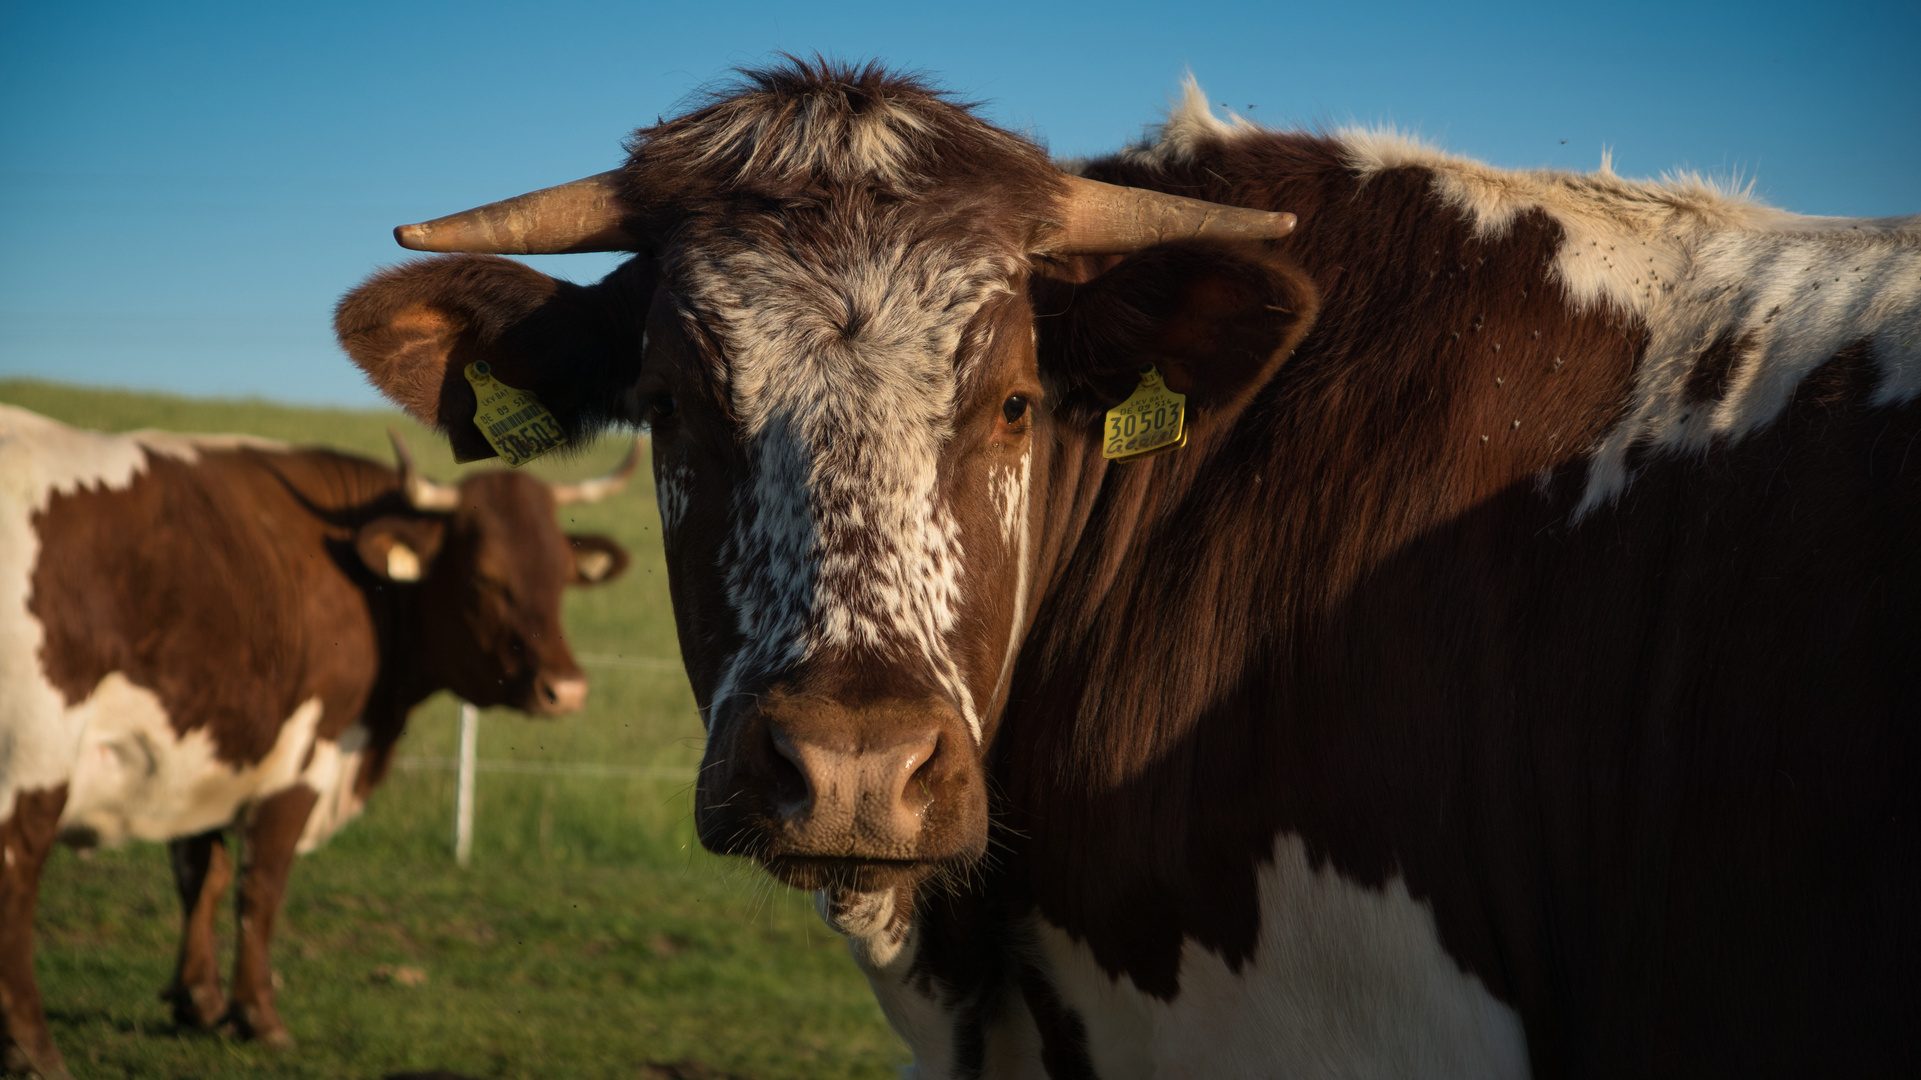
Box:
464, 361, 566, 467
1102, 366, 1187, 462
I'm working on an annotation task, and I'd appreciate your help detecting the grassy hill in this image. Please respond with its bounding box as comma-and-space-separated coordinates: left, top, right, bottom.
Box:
2, 380, 907, 1079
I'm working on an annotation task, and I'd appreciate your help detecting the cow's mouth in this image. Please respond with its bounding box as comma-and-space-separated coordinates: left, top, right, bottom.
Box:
762, 854, 940, 892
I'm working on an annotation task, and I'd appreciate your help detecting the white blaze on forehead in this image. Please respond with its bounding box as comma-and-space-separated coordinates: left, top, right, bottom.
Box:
0, 405, 287, 824
1335, 128, 1921, 517
680, 227, 1021, 741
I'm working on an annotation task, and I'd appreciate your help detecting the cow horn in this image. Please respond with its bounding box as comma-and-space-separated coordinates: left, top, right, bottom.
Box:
389, 430, 462, 512
551, 435, 644, 506
1038, 174, 1297, 256
393, 171, 639, 255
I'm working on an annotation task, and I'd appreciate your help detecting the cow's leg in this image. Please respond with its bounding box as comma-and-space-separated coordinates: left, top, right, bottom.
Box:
161, 829, 232, 1030
226, 785, 316, 1048
0, 786, 72, 1080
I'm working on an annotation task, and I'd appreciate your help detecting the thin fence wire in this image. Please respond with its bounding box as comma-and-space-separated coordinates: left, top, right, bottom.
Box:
409, 659, 698, 862
576, 652, 684, 672
396, 755, 696, 781
394, 651, 694, 780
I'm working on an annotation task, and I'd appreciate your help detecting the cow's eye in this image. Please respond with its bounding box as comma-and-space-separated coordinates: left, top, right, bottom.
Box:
1001, 395, 1028, 424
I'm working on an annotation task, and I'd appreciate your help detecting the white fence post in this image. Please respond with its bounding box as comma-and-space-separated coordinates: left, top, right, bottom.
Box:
454, 702, 478, 867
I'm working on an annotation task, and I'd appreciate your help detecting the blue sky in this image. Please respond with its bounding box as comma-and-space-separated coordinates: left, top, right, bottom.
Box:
2, 0, 1915, 405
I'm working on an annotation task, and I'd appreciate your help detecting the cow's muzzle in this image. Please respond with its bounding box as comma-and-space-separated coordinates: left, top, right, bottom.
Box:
695, 692, 985, 888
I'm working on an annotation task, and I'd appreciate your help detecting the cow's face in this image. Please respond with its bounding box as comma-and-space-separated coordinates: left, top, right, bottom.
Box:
639, 230, 1054, 887
337, 62, 1316, 891
354, 464, 629, 716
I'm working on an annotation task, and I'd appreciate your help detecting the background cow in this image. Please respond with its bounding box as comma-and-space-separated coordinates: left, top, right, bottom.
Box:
337, 61, 1919, 1077
0, 405, 632, 1080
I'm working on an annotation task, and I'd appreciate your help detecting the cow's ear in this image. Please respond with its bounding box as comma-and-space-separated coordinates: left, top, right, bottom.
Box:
1036, 241, 1318, 429
565, 533, 630, 586
355, 516, 448, 582
335, 254, 654, 462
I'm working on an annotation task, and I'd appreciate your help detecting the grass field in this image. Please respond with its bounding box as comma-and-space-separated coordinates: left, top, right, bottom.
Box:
1, 379, 909, 1079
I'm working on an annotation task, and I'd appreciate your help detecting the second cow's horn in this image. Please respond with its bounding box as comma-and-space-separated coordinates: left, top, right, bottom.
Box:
393, 171, 639, 255
390, 430, 461, 512
551, 436, 645, 506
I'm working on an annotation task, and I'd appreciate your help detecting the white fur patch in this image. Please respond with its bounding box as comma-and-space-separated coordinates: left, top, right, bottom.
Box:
1035, 833, 1530, 1079
989, 451, 1033, 713
385, 543, 422, 582
819, 889, 963, 1079
679, 227, 1017, 742
1119, 74, 1258, 168
58, 677, 324, 847
1, 405, 293, 830
990, 458, 1026, 547
294, 723, 370, 853
1334, 128, 1921, 516
654, 459, 692, 540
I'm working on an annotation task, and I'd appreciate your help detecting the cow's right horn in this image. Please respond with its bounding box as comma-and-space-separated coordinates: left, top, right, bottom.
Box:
389, 430, 461, 512
1038, 174, 1297, 256
393, 171, 639, 255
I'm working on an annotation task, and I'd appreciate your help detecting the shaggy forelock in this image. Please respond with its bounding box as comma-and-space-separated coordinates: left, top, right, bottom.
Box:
621, 58, 1062, 215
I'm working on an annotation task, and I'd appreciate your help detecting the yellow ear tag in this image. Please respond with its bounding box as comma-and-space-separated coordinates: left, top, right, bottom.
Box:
463, 360, 566, 467
1102, 366, 1187, 462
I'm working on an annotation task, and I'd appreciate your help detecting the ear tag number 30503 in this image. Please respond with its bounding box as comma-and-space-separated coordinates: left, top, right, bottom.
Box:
1102, 365, 1187, 462
463, 360, 566, 467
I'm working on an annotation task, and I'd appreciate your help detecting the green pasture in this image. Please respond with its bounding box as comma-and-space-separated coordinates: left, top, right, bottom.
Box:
2, 380, 908, 1079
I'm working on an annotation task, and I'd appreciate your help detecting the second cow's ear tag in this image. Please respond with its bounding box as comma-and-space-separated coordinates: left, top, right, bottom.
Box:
462, 360, 566, 467
1102, 365, 1187, 462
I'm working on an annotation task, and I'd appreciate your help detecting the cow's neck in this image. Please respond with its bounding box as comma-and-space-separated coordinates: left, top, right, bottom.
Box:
995, 131, 1643, 997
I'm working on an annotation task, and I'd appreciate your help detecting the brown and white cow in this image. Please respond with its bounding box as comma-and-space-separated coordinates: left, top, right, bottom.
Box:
0, 405, 631, 1079
337, 61, 1921, 1077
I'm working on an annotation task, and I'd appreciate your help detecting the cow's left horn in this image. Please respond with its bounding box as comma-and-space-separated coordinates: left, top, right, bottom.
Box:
551, 436, 644, 506
393, 171, 640, 255
1038, 174, 1297, 256
389, 430, 462, 512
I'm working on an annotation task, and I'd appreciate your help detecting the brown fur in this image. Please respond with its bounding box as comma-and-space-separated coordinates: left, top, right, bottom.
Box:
0, 787, 66, 1080
979, 133, 1918, 1073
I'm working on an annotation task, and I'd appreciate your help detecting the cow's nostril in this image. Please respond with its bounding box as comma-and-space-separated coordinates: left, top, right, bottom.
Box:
906, 742, 939, 808
535, 675, 588, 714
767, 730, 810, 812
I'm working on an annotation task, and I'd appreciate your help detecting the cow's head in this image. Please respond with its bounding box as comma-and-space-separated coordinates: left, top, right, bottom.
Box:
337, 62, 1316, 890
353, 432, 632, 716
